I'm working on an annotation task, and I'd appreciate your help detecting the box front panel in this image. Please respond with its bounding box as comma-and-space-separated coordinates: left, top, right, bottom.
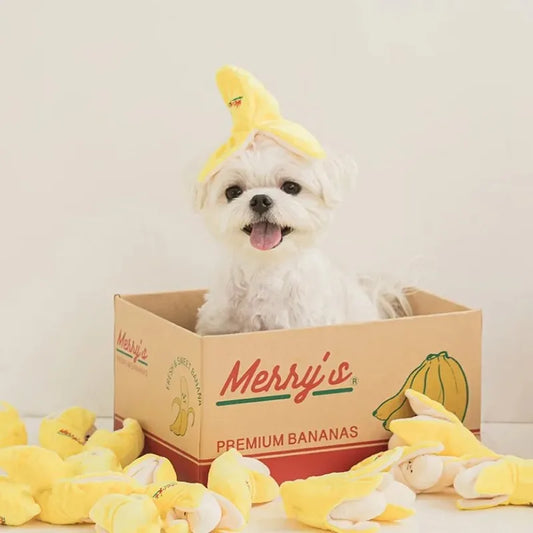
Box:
114, 296, 203, 476
201, 310, 482, 482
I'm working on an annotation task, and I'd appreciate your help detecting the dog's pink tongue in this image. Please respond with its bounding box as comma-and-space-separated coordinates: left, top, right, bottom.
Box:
250, 222, 282, 251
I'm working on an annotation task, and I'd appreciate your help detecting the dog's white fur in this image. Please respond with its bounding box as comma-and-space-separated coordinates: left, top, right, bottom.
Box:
194, 135, 410, 335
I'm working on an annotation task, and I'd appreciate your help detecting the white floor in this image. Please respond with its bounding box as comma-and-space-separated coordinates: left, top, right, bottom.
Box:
12, 419, 533, 533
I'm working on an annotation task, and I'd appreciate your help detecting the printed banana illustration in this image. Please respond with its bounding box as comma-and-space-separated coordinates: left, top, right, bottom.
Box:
373, 351, 469, 430
169, 376, 196, 437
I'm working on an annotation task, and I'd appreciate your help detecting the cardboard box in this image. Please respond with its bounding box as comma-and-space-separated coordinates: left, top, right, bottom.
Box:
114, 289, 481, 484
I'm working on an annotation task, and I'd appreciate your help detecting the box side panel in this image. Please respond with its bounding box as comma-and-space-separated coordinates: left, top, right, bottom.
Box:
114, 296, 203, 478
122, 290, 206, 332
200, 310, 482, 483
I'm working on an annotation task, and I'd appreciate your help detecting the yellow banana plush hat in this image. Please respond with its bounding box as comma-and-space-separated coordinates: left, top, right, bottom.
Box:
454, 455, 533, 510
37, 472, 141, 525
89, 493, 162, 533
389, 390, 498, 460
124, 453, 177, 486
85, 418, 144, 467
0, 472, 41, 526
198, 65, 326, 182
0, 401, 27, 448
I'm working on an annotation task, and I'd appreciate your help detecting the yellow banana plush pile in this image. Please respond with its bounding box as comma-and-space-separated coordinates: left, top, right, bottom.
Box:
0, 402, 27, 447
374, 351, 469, 430
198, 65, 325, 182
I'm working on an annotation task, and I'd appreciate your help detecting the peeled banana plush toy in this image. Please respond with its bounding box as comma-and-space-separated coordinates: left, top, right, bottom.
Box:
197, 65, 325, 182
66, 447, 122, 476
207, 448, 279, 521
124, 453, 177, 486
454, 455, 533, 510
0, 402, 27, 448
281, 449, 415, 533
37, 472, 142, 525
0, 469, 41, 526
39, 406, 96, 458
0, 445, 70, 495
89, 493, 162, 533
85, 418, 145, 467
388, 389, 498, 460
148, 480, 245, 533
374, 351, 469, 430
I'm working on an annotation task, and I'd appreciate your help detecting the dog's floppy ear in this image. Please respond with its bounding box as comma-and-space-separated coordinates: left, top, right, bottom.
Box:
193, 180, 208, 211
317, 152, 358, 207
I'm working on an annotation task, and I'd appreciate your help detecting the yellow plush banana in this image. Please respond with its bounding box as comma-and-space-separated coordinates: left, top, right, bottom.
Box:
374, 352, 469, 430
455, 456, 533, 510
389, 389, 498, 460
198, 65, 325, 182
0, 472, 41, 526
0, 445, 70, 495
39, 406, 96, 458
148, 480, 245, 533
125, 453, 177, 486
0, 401, 27, 447
66, 447, 122, 476
85, 418, 144, 467
281, 468, 414, 533
37, 472, 141, 525
89, 493, 162, 533
207, 448, 279, 522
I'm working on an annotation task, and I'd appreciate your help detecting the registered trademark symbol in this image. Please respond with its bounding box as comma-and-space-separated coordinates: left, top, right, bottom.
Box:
352, 377, 359, 386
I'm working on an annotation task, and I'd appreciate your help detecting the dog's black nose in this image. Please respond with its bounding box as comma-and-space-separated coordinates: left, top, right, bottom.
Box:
249, 194, 273, 215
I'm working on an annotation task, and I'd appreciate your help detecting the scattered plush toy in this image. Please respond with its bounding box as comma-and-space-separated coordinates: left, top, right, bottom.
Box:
0, 402, 27, 448
39, 406, 96, 458
281, 471, 414, 533
0, 445, 70, 495
207, 448, 279, 521
89, 493, 162, 533
66, 447, 122, 476
389, 389, 498, 460
148, 480, 245, 533
124, 453, 177, 486
454, 455, 533, 510
86, 418, 144, 467
0, 468, 41, 526
36, 472, 142, 525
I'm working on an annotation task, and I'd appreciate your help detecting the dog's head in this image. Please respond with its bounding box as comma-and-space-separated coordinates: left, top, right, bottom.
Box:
194, 135, 356, 258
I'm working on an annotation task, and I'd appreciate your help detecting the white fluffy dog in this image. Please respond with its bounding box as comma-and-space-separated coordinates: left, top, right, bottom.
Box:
194, 134, 410, 335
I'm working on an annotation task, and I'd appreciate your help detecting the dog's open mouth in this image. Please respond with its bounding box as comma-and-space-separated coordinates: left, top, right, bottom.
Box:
242, 222, 293, 251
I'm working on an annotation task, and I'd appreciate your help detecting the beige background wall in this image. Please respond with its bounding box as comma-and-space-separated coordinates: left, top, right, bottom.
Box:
1, 1, 531, 421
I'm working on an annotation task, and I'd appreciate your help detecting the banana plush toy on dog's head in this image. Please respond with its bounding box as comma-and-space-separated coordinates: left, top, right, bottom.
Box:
197, 65, 325, 183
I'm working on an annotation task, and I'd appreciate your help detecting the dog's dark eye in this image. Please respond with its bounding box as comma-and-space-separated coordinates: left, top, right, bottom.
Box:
225, 185, 243, 202
281, 181, 301, 195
